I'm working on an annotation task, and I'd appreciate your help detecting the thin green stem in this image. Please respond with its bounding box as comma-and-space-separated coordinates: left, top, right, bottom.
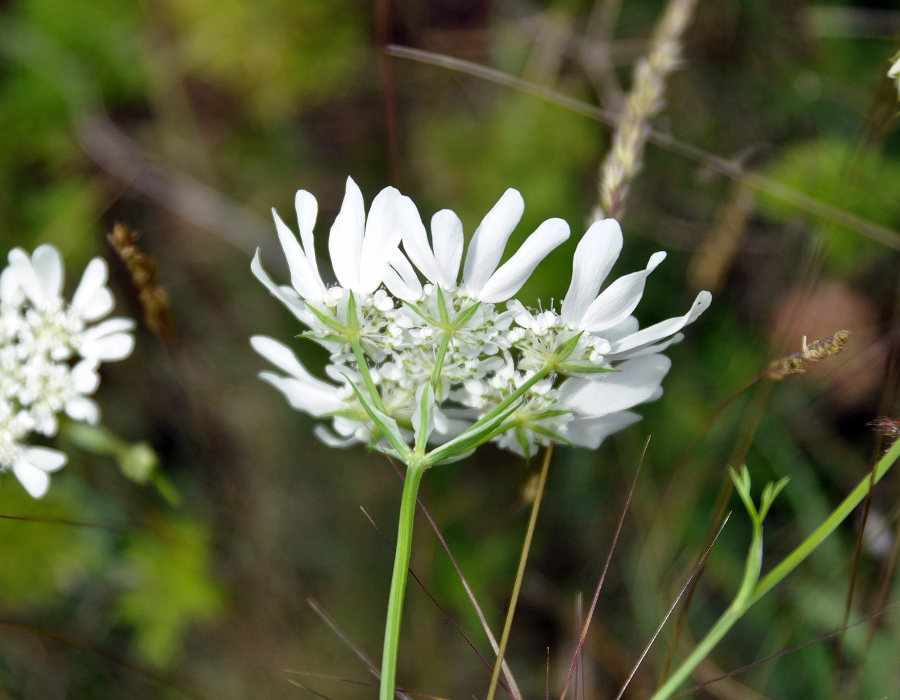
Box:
350, 338, 387, 414
380, 460, 426, 700
486, 444, 554, 700
424, 366, 552, 466
430, 332, 451, 393
651, 439, 900, 699
750, 437, 900, 605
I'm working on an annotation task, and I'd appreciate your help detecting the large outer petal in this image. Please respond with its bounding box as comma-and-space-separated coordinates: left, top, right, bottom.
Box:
295, 189, 320, 280
273, 208, 326, 303
329, 177, 366, 290
383, 249, 423, 301
477, 217, 569, 303
430, 210, 464, 288
358, 186, 402, 293
461, 189, 525, 296
579, 251, 666, 332
608, 291, 712, 355
558, 354, 671, 416
561, 219, 623, 326
567, 411, 642, 449
397, 195, 441, 284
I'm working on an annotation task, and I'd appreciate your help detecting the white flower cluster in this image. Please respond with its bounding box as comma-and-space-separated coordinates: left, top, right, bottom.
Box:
0, 245, 135, 497
252, 178, 710, 461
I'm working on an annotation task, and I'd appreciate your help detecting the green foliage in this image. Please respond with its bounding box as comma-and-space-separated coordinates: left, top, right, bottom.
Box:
159, 0, 367, 121
757, 138, 900, 273
0, 483, 112, 607
113, 517, 225, 669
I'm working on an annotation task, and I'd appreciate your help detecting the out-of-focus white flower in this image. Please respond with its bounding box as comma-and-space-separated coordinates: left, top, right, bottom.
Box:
252, 180, 710, 462
0, 244, 135, 498
889, 51, 900, 98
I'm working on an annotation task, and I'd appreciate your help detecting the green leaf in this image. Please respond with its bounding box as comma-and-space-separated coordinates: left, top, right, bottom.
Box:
114, 516, 225, 669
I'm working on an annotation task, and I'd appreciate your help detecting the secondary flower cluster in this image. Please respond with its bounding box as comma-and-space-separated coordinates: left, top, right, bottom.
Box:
0, 245, 135, 497
252, 178, 710, 462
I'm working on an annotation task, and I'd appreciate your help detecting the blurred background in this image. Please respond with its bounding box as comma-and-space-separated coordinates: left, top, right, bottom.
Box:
1, 0, 899, 697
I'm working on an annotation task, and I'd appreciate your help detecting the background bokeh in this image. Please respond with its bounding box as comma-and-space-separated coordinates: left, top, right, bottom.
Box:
1, 1, 899, 697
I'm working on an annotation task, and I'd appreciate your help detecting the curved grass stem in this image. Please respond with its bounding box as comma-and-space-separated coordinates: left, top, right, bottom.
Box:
486, 443, 554, 700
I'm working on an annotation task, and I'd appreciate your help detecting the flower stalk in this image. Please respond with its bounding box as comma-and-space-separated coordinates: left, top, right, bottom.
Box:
380, 459, 426, 700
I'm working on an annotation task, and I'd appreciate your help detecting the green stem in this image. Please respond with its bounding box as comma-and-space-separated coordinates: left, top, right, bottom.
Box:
650, 439, 900, 699
750, 437, 900, 604
424, 366, 552, 466
380, 460, 426, 700
350, 338, 387, 414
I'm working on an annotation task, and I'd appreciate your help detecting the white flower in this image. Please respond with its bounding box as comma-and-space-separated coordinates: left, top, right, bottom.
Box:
4, 245, 135, 362
251, 177, 404, 326
0, 244, 134, 497
252, 180, 710, 461
0, 400, 67, 498
395, 188, 570, 303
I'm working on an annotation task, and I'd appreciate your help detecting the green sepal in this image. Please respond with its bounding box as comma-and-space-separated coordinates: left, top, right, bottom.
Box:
346, 378, 411, 460
528, 423, 572, 447
454, 301, 482, 328
554, 331, 584, 363
558, 362, 617, 376
301, 298, 347, 335
436, 286, 450, 325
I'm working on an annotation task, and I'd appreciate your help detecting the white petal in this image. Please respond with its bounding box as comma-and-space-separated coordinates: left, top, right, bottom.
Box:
66, 397, 100, 423
13, 459, 51, 498
15, 447, 68, 498
272, 207, 326, 303
462, 189, 525, 296
295, 189, 320, 279
398, 195, 441, 284
84, 334, 134, 361
26, 446, 68, 473
314, 424, 360, 448
608, 291, 712, 354
430, 209, 464, 288
358, 186, 402, 293
8, 248, 43, 305
329, 177, 366, 289
251, 249, 309, 319
608, 333, 684, 360
250, 335, 314, 380
258, 372, 342, 416
72, 359, 101, 393
72, 258, 113, 319
567, 411, 642, 449
580, 251, 666, 332
383, 249, 423, 301
0, 266, 23, 304
477, 217, 569, 303
561, 219, 623, 326
32, 244, 64, 302
559, 354, 671, 416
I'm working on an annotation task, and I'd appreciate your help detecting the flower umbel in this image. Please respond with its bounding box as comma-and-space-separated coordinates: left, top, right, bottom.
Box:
250, 179, 711, 699
252, 181, 710, 460
0, 245, 135, 497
